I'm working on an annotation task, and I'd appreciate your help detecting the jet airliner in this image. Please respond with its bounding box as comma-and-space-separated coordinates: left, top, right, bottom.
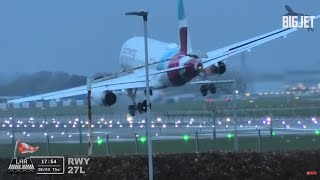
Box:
8, 1, 320, 116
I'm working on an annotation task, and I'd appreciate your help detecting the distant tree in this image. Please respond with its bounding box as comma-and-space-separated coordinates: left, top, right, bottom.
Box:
0, 71, 86, 96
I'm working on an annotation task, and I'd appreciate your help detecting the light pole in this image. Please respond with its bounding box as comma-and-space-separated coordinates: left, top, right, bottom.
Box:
125, 11, 153, 180
232, 81, 238, 152
87, 78, 93, 155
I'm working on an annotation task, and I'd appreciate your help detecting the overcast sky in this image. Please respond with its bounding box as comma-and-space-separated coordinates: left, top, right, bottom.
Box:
0, 0, 319, 77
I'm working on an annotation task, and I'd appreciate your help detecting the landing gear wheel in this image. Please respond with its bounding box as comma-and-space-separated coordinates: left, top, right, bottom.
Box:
200, 85, 208, 96
128, 105, 136, 116
209, 84, 216, 94
137, 103, 144, 114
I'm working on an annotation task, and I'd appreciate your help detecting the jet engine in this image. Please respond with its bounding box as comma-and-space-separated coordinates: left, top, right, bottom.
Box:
205, 61, 226, 75
92, 90, 117, 106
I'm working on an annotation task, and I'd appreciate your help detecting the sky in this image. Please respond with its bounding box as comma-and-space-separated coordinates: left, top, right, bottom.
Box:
0, 0, 319, 78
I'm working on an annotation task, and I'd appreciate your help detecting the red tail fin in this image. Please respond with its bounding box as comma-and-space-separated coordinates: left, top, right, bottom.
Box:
179, 27, 188, 54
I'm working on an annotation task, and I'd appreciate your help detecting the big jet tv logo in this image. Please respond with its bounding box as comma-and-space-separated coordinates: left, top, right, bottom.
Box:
283, 16, 315, 29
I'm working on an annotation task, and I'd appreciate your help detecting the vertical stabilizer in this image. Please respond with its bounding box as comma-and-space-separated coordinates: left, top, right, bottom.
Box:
178, 0, 192, 54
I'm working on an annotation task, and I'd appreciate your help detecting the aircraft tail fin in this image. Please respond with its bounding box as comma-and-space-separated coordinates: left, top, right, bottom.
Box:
178, 0, 192, 55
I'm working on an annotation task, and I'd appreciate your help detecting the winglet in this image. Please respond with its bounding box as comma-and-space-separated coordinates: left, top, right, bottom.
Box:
285, 5, 295, 15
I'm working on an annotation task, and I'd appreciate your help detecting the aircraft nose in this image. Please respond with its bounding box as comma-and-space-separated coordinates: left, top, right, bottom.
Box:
183, 58, 202, 78
194, 61, 203, 72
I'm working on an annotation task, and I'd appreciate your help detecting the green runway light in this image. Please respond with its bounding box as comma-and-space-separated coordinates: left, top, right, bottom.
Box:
315, 130, 320, 135
140, 136, 147, 144
227, 133, 233, 139
183, 134, 189, 141
272, 132, 276, 136
97, 138, 103, 145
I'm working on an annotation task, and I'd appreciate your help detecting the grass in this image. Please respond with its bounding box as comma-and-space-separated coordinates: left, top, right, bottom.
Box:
1, 134, 320, 158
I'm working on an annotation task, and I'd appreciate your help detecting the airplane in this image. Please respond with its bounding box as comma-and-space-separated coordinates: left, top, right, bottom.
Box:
8, 0, 320, 116
285, 5, 315, 31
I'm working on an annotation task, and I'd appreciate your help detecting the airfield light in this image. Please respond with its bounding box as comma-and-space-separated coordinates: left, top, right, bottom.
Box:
140, 136, 147, 144
155, 134, 158, 136
51, 136, 54, 139
314, 130, 320, 135
226, 117, 231, 122
151, 124, 155, 128
163, 124, 166, 128
97, 137, 103, 145
227, 133, 233, 139
183, 134, 190, 141
27, 134, 30, 137
157, 118, 161, 122
272, 132, 276, 136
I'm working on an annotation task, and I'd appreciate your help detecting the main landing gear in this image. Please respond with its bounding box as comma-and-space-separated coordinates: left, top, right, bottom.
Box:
200, 83, 216, 96
128, 100, 151, 116
127, 88, 152, 116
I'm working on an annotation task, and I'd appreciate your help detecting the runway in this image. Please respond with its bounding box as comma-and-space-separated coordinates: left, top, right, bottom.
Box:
0, 114, 319, 144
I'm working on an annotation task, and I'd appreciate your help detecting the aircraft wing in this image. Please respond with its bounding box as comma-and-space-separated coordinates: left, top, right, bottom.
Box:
8, 72, 149, 104
7, 64, 193, 104
202, 15, 320, 69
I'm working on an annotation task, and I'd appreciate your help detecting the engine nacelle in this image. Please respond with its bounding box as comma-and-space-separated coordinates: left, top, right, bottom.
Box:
205, 61, 226, 75
217, 61, 226, 74
92, 90, 117, 107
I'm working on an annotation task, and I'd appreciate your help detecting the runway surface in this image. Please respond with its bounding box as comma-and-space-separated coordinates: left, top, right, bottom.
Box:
0, 115, 319, 144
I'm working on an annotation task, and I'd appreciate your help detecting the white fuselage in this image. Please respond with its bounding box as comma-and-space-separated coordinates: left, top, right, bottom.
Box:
119, 37, 202, 89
